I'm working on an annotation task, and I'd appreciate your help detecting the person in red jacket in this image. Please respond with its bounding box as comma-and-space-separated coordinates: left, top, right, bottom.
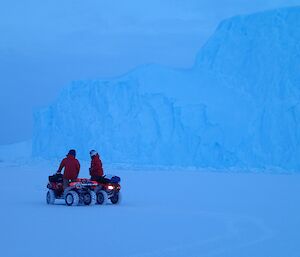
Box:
56, 149, 80, 189
89, 150, 109, 183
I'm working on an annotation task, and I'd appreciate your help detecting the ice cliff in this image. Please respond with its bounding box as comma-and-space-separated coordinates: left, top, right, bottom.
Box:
33, 7, 300, 170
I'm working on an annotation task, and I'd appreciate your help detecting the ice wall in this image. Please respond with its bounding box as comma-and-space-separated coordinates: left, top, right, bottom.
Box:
33, 7, 300, 170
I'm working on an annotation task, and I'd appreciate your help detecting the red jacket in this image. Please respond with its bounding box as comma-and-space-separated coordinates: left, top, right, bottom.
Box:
90, 154, 103, 177
57, 154, 80, 180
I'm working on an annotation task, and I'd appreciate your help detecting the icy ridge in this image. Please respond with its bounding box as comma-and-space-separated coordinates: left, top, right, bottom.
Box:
33, 80, 235, 166
33, 7, 300, 170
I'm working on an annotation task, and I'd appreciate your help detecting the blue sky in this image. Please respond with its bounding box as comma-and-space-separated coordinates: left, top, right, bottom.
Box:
1, 0, 300, 144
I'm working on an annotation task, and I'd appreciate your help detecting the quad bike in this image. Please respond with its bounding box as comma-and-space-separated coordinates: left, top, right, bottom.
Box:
92, 175, 121, 205
46, 173, 98, 206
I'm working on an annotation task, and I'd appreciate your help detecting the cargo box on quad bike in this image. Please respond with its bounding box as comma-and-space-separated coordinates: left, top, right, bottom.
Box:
46, 174, 98, 206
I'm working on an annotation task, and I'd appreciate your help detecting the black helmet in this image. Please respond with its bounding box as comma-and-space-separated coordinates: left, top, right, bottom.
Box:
68, 149, 76, 157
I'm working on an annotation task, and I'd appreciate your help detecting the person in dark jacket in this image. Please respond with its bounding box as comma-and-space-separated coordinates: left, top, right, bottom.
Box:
89, 150, 109, 183
57, 149, 80, 189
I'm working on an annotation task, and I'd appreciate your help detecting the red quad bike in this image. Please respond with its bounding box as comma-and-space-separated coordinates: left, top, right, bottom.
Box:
46, 173, 98, 206
92, 175, 121, 205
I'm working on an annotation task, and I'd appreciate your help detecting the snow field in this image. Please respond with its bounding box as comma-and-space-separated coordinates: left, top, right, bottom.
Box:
0, 160, 299, 257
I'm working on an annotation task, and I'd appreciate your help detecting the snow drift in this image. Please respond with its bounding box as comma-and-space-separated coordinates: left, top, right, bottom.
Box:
33, 7, 300, 170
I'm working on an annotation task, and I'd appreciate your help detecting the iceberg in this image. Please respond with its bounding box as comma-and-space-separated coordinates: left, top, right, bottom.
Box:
33, 7, 300, 170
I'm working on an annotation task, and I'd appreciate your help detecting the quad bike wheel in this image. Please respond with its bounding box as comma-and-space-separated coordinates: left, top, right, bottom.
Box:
46, 190, 56, 205
96, 190, 108, 205
83, 191, 96, 206
110, 192, 121, 204
65, 190, 79, 206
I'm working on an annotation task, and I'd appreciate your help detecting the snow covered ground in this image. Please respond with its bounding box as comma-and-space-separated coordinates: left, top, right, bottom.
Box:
0, 156, 299, 257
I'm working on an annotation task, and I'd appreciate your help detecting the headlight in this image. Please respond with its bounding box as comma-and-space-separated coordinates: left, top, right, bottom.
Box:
107, 185, 114, 190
